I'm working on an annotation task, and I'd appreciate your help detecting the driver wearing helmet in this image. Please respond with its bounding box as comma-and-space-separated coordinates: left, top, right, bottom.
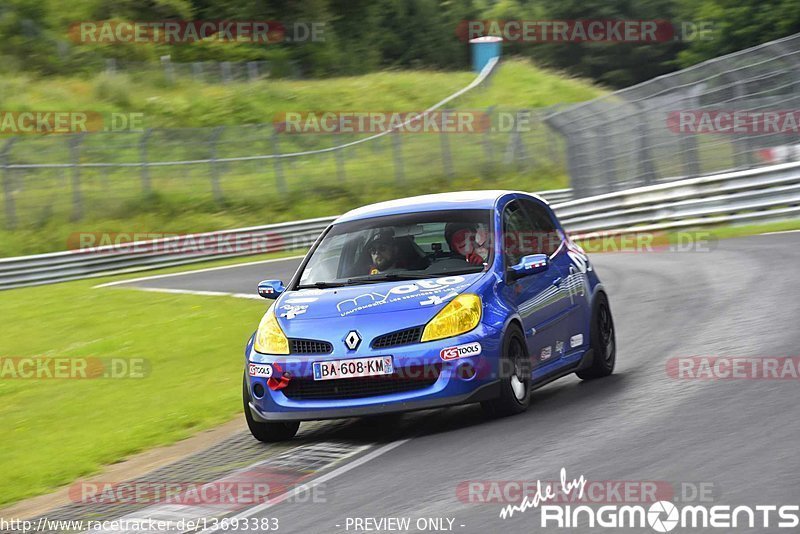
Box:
366, 230, 405, 274
445, 222, 489, 266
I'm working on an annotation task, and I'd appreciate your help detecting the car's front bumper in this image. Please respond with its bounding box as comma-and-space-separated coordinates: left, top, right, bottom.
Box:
248, 380, 501, 421
245, 324, 503, 422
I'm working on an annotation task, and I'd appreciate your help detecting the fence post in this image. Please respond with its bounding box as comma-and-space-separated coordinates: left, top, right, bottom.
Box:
221, 62, 232, 83
161, 56, 174, 84
139, 129, 153, 194
392, 130, 405, 185
270, 131, 288, 194
679, 134, 701, 177
724, 71, 757, 169
633, 103, 657, 185
335, 149, 346, 183
482, 107, 495, 168
68, 134, 85, 221
192, 62, 204, 83
439, 110, 454, 180
1, 138, 18, 229
247, 62, 259, 81
209, 126, 225, 204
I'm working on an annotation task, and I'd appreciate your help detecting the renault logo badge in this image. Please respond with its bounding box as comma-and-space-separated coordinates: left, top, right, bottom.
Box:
344, 331, 361, 350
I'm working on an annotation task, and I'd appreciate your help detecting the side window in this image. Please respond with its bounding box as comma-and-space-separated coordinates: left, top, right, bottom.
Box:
519, 199, 561, 256
502, 200, 529, 267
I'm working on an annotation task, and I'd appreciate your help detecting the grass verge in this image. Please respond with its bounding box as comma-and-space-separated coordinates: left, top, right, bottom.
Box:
0, 268, 274, 506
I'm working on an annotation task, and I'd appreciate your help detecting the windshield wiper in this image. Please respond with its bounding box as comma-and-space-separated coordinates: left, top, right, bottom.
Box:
296, 281, 347, 289
346, 273, 439, 284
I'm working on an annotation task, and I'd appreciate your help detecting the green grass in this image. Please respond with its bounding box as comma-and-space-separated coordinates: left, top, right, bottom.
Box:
0, 58, 602, 128
0, 58, 603, 256
0, 275, 269, 506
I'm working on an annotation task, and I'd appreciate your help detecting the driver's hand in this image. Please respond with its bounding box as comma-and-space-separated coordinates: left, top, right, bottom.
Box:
465, 252, 484, 265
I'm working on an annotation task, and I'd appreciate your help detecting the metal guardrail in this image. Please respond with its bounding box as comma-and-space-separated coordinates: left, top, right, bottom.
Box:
557, 161, 800, 236
1, 169, 799, 291
0, 188, 569, 290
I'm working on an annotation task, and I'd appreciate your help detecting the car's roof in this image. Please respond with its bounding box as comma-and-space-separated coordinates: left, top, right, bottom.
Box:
335, 190, 544, 223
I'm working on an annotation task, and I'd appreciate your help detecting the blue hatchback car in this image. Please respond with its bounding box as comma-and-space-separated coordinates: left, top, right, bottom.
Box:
243, 191, 615, 441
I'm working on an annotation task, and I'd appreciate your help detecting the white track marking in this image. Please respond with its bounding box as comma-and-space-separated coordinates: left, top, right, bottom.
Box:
761, 229, 800, 235
197, 438, 411, 534
104, 286, 262, 300
94, 255, 304, 288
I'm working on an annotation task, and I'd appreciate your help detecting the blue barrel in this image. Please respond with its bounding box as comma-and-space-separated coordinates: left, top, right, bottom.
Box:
470, 36, 502, 72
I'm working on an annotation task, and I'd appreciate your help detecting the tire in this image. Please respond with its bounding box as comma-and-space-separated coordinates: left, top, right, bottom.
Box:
243, 375, 300, 442
576, 292, 616, 380
481, 324, 531, 417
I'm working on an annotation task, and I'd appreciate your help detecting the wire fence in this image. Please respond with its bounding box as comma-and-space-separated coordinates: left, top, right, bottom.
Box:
3, 34, 800, 230
0, 109, 564, 229
545, 33, 800, 198
103, 58, 301, 83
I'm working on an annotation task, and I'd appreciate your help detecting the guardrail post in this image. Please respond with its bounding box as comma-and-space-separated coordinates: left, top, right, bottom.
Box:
139, 128, 153, 194
69, 134, 84, 221
1, 138, 18, 229
270, 131, 288, 194
440, 111, 454, 180
209, 126, 224, 203
392, 130, 405, 185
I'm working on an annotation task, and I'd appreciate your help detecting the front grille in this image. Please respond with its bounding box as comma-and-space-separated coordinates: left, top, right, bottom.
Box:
289, 339, 333, 354
371, 326, 423, 349
282, 364, 441, 400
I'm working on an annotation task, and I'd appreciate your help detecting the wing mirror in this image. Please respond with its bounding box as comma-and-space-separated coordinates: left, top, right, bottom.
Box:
257, 280, 285, 299
507, 254, 549, 281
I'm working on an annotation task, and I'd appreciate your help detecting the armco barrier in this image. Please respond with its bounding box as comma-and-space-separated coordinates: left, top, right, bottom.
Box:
2, 167, 799, 291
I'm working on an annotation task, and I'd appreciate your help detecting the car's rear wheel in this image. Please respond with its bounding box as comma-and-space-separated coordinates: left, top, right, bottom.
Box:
243, 375, 300, 442
576, 292, 616, 380
481, 324, 531, 417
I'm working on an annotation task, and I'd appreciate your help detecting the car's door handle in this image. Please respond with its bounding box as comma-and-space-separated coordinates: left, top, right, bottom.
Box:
552, 277, 563, 287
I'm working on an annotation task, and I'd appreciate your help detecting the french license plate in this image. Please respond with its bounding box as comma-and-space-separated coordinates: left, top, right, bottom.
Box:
313, 356, 393, 381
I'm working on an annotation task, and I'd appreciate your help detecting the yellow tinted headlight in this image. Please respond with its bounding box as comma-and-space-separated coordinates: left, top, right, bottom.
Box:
421, 294, 482, 342
253, 304, 289, 354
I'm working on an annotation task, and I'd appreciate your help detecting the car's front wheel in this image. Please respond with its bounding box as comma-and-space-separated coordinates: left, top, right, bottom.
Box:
243, 375, 300, 442
481, 324, 531, 417
576, 292, 616, 380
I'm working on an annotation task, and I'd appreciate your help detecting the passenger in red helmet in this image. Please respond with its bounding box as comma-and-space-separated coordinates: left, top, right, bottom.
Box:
445, 222, 489, 266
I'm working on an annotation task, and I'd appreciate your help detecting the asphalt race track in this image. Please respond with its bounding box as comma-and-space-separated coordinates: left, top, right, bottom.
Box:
101, 232, 800, 533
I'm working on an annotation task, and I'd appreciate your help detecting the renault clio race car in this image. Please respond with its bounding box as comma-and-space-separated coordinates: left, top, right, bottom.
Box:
243, 191, 616, 441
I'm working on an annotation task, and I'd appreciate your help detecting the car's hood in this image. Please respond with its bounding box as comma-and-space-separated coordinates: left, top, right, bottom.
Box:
273, 273, 483, 321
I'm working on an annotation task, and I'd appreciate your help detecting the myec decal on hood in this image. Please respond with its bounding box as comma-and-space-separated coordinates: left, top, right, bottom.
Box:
336, 276, 471, 316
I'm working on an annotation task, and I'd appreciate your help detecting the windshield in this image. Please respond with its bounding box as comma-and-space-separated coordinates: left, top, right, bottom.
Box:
297, 209, 493, 288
